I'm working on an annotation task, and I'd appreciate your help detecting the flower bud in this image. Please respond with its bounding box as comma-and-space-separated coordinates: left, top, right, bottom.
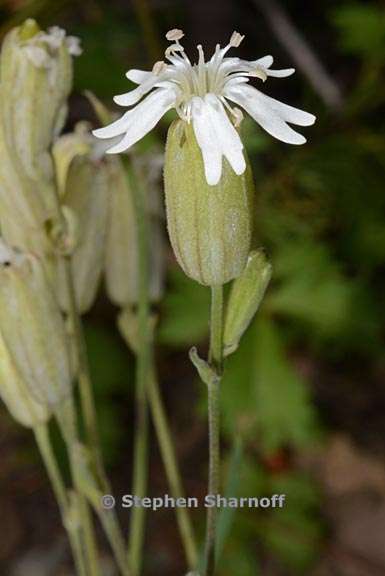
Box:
52, 124, 91, 197
0, 239, 72, 407
223, 250, 272, 356
164, 120, 255, 286
104, 158, 164, 306
55, 148, 109, 314
0, 333, 50, 428
0, 20, 80, 249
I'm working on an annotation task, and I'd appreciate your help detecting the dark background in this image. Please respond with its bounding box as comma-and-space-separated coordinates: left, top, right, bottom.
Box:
1, 0, 385, 575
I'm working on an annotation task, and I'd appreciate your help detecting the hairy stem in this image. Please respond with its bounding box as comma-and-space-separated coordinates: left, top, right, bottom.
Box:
62, 258, 108, 490
56, 398, 101, 576
127, 165, 150, 576
34, 423, 87, 576
205, 285, 224, 576
147, 370, 198, 569
52, 172, 128, 574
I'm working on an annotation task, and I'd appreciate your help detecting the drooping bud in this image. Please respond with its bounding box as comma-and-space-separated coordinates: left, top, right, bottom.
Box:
117, 306, 157, 354
54, 130, 109, 313
164, 120, 255, 286
0, 20, 79, 250
0, 239, 72, 407
104, 157, 164, 306
52, 124, 91, 197
0, 333, 50, 428
223, 250, 272, 356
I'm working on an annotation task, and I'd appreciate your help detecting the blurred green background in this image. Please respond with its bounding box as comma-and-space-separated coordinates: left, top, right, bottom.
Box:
1, 1, 385, 575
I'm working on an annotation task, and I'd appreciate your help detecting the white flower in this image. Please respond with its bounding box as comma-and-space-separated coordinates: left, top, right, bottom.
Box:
93, 29, 315, 185
23, 26, 82, 69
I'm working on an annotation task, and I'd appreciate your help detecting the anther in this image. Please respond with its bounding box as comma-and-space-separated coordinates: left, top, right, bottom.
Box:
229, 31, 245, 48
166, 29, 184, 42
197, 44, 205, 65
152, 60, 166, 75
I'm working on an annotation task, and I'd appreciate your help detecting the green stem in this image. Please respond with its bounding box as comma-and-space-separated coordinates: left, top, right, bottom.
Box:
62, 258, 108, 491
209, 286, 224, 371
49, 151, 124, 576
205, 285, 224, 576
56, 398, 101, 576
34, 423, 87, 576
127, 164, 150, 576
51, 161, 106, 490
147, 370, 198, 569
98, 508, 130, 576
63, 260, 130, 576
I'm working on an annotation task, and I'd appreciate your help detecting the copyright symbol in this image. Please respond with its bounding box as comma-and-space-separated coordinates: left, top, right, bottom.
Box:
101, 494, 115, 509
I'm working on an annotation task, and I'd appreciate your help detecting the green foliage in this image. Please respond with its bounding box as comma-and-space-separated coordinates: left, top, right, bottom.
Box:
262, 473, 322, 571
1, 1, 383, 572
332, 3, 385, 60
221, 317, 318, 453
218, 459, 322, 574
253, 318, 318, 452
269, 240, 353, 336
158, 268, 210, 346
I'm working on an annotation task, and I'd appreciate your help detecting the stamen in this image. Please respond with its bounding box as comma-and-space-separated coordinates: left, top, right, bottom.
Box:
229, 31, 244, 48
233, 107, 244, 127
197, 44, 205, 66
166, 29, 184, 42
220, 96, 243, 127
165, 43, 184, 57
220, 31, 245, 59
196, 44, 206, 95
152, 60, 166, 75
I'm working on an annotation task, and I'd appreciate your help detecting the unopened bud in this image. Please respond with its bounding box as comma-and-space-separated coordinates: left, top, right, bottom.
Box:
0, 333, 50, 427
0, 239, 72, 407
0, 20, 79, 247
117, 306, 156, 354
52, 125, 91, 197
55, 150, 109, 314
104, 158, 164, 306
164, 120, 254, 286
223, 250, 272, 356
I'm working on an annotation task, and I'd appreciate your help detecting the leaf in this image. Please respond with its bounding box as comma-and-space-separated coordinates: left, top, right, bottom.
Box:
221, 317, 318, 452
269, 241, 353, 336
253, 318, 318, 453
262, 473, 323, 571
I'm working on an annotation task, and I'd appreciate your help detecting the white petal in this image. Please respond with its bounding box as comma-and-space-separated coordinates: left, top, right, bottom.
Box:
225, 84, 314, 145
204, 94, 246, 176
92, 111, 131, 139
191, 97, 222, 185
255, 55, 274, 68
253, 56, 294, 77
126, 69, 153, 83
266, 68, 295, 78
256, 90, 316, 126
114, 76, 172, 107
94, 88, 177, 153
114, 83, 153, 106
